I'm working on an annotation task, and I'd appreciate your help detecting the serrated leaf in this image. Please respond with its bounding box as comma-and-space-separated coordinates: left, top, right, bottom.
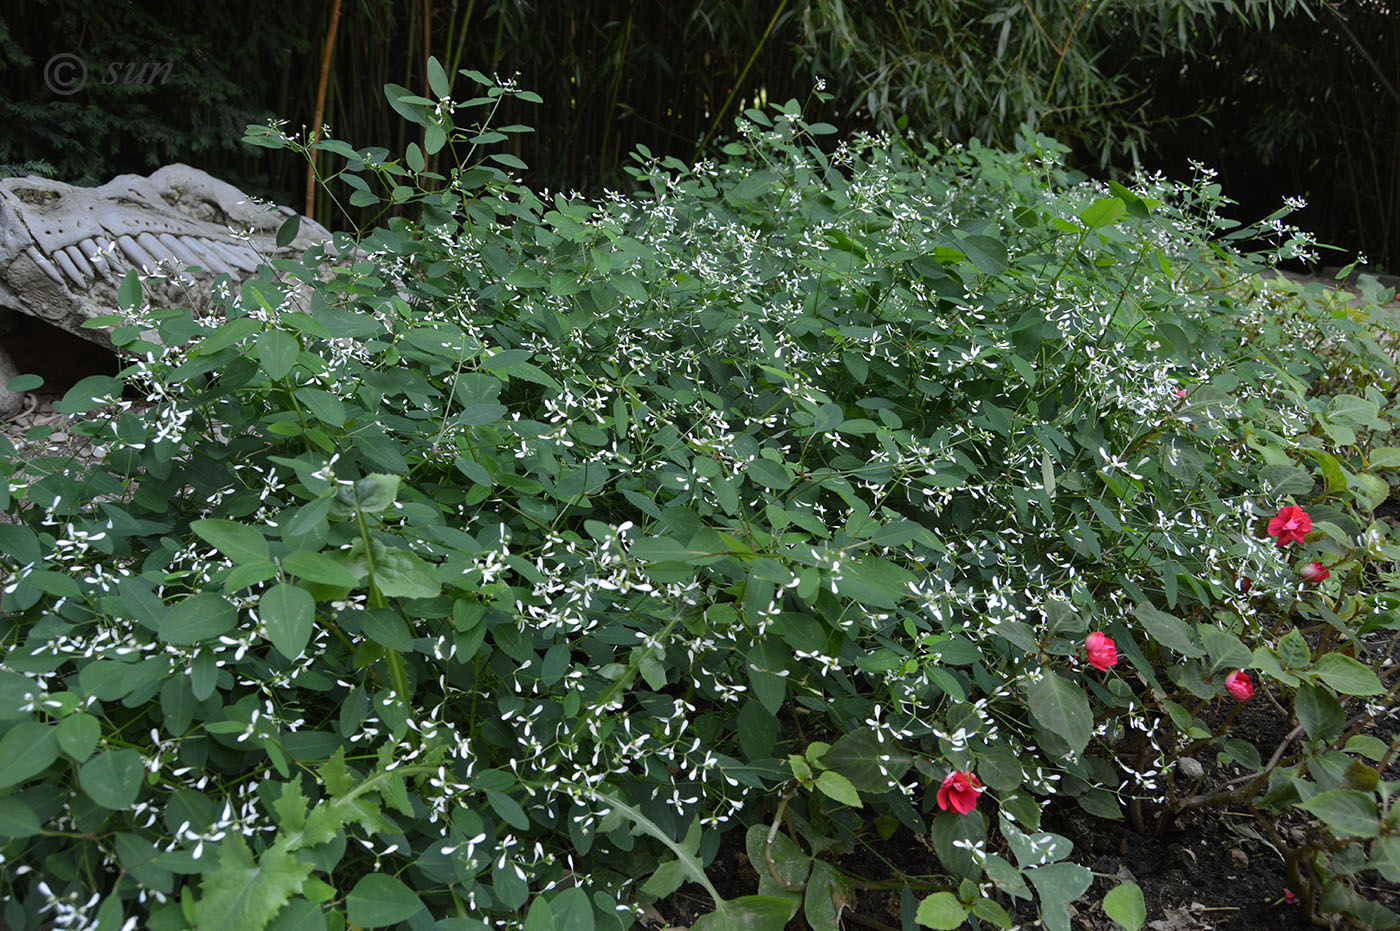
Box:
1313, 653, 1383, 695
194, 835, 312, 931
816, 770, 861, 807
915, 892, 968, 929
1296, 789, 1379, 838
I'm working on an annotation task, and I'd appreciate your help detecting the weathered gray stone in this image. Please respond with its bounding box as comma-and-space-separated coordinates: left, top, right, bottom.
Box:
0, 164, 334, 415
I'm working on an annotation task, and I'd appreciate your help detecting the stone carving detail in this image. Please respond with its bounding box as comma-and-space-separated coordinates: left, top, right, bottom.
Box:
0, 164, 333, 415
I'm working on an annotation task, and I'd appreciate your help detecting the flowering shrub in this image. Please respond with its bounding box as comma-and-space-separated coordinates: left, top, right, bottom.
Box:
1, 63, 1400, 931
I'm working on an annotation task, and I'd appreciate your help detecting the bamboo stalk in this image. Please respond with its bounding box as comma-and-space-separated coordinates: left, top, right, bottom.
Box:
307, 0, 344, 220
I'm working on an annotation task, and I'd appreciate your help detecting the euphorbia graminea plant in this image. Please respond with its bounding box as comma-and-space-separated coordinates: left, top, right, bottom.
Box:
3, 65, 1397, 931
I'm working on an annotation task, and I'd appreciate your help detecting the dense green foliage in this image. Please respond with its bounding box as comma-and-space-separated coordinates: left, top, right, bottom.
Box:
3, 1, 1396, 270
4, 67, 1400, 930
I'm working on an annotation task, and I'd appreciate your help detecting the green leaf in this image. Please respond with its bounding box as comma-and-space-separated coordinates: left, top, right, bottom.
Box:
346, 873, 425, 927
426, 56, 450, 98
641, 859, 690, 900
815, 770, 861, 808
281, 550, 360, 588
261, 583, 317, 660
336, 473, 400, 514
1278, 628, 1311, 669
295, 387, 346, 427
486, 788, 530, 831
1103, 881, 1146, 931
1079, 197, 1126, 228
548, 884, 593, 929
192, 519, 270, 565
118, 269, 142, 311
804, 860, 854, 930
384, 82, 433, 127
1296, 789, 1379, 838
0, 722, 59, 789
691, 896, 798, 931
0, 796, 40, 837
160, 593, 238, 644
370, 546, 441, 599
1134, 603, 1202, 657
746, 458, 793, 490
1026, 862, 1092, 931
256, 330, 300, 380
1296, 683, 1345, 741
274, 215, 300, 249
525, 900, 558, 931
1198, 624, 1252, 674
1347, 471, 1390, 511
57, 712, 101, 761
80, 749, 144, 809
195, 835, 312, 931
819, 727, 911, 793
915, 892, 969, 929
1027, 672, 1091, 754
1313, 653, 1383, 695
957, 234, 1009, 276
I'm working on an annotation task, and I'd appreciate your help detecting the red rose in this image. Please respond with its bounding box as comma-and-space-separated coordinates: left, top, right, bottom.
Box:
1225, 669, 1254, 701
1085, 631, 1118, 671
1267, 505, 1312, 546
936, 770, 984, 814
1300, 561, 1330, 584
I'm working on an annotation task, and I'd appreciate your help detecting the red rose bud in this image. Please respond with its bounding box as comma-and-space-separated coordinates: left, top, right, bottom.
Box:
1085, 631, 1119, 671
1300, 561, 1330, 584
1225, 669, 1254, 701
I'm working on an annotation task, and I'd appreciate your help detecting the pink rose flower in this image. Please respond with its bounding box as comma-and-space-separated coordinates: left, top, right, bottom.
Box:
1225, 669, 1254, 701
1300, 561, 1330, 584
936, 770, 984, 814
1085, 631, 1118, 671
1267, 505, 1311, 546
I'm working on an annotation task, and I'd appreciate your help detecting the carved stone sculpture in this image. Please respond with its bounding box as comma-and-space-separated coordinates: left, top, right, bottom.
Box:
0, 164, 333, 415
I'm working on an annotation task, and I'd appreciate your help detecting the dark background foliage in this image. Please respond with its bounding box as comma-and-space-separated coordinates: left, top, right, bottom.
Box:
1, 0, 1396, 272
